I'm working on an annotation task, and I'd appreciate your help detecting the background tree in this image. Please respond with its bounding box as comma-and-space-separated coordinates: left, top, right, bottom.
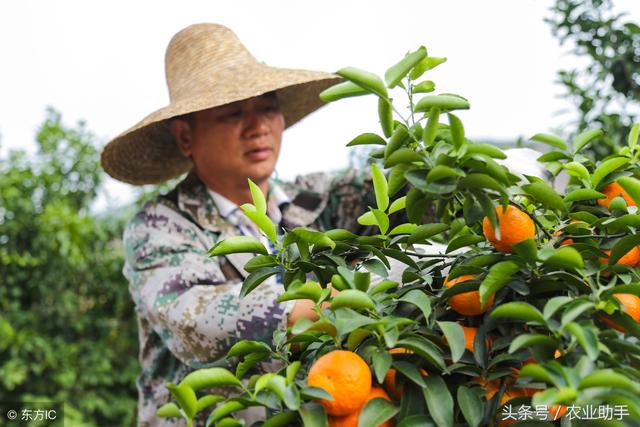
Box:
0, 108, 138, 426
547, 0, 640, 159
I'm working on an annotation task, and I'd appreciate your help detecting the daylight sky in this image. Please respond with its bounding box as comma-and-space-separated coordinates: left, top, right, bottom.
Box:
1, 0, 639, 208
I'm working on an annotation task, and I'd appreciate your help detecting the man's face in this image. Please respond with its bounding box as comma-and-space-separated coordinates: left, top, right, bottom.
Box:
176, 93, 284, 192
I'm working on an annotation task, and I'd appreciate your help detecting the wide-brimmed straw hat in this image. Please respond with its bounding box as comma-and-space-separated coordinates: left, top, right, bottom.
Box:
101, 23, 341, 185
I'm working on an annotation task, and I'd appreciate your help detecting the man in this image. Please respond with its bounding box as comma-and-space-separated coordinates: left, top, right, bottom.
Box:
101, 23, 375, 426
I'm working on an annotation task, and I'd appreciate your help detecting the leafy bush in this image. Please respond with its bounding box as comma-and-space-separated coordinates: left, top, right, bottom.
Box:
0, 109, 139, 426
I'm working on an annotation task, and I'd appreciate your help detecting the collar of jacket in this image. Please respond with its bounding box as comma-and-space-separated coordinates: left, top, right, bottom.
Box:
174, 171, 329, 234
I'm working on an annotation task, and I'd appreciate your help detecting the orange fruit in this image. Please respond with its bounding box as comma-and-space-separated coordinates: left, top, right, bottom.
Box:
597, 182, 636, 209
307, 350, 372, 416
599, 293, 640, 332
482, 205, 536, 253
444, 275, 495, 316
599, 247, 640, 267
383, 348, 427, 399
329, 387, 394, 427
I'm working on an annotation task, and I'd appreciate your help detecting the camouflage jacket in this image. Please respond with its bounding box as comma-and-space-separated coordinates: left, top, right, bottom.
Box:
123, 170, 375, 426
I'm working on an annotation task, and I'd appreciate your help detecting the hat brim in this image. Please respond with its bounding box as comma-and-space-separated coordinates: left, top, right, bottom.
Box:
101, 65, 341, 185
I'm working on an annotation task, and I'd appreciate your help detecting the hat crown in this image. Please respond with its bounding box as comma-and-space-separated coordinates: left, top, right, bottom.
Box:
165, 23, 256, 102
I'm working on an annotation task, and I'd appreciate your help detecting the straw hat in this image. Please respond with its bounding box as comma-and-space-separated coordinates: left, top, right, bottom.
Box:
101, 23, 341, 185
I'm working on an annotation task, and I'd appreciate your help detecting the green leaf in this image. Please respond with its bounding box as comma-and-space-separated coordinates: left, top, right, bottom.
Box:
372, 163, 389, 212
573, 128, 604, 153
564, 322, 599, 360
369, 280, 399, 296
446, 234, 485, 253
521, 181, 567, 213
157, 402, 182, 418
508, 334, 559, 353
415, 94, 470, 112
520, 364, 557, 386
422, 108, 440, 146
491, 302, 547, 325
227, 340, 271, 358
378, 97, 394, 138
180, 368, 242, 391
458, 173, 505, 195
618, 176, 640, 206
398, 289, 432, 320
196, 395, 225, 413
347, 132, 386, 146
422, 375, 454, 427
512, 239, 538, 264
388, 164, 410, 196
241, 207, 277, 242
216, 417, 244, 427
413, 80, 435, 93
324, 228, 357, 241
407, 223, 449, 244
563, 189, 606, 203
262, 412, 299, 427
298, 403, 328, 427
564, 162, 590, 181
278, 281, 323, 303
410, 56, 447, 79
543, 296, 573, 319
530, 133, 568, 150
385, 46, 428, 88
384, 148, 423, 168
363, 258, 389, 278
292, 228, 336, 249
479, 261, 519, 307
240, 267, 279, 298
319, 81, 369, 102
207, 401, 247, 425
426, 165, 465, 183
331, 289, 375, 311
333, 308, 377, 339
358, 398, 399, 427
236, 352, 269, 379
457, 386, 483, 427
542, 246, 584, 270
560, 299, 595, 328
357, 210, 377, 227
247, 179, 266, 214
448, 113, 464, 149
372, 209, 390, 235
579, 369, 640, 393
209, 236, 268, 257
465, 143, 507, 159
396, 336, 445, 370
438, 321, 465, 363
393, 361, 427, 388
167, 383, 197, 419
372, 349, 393, 384
592, 157, 630, 188
388, 196, 407, 215
336, 66, 388, 98
353, 271, 371, 292
244, 254, 278, 273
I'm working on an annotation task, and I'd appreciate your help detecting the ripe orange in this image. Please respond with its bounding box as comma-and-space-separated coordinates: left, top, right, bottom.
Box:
599, 293, 640, 332
482, 205, 536, 253
597, 182, 636, 209
444, 275, 494, 316
383, 348, 427, 399
329, 387, 394, 427
599, 247, 640, 267
307, 350, 372, 416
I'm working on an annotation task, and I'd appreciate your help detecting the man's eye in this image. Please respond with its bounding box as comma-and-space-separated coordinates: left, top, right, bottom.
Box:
221, 110, 241, 120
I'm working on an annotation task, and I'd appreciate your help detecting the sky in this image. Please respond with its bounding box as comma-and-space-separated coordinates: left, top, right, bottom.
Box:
1, 0, 639, 209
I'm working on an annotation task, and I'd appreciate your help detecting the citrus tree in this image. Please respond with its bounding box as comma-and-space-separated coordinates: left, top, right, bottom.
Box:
157, 47, 640, 427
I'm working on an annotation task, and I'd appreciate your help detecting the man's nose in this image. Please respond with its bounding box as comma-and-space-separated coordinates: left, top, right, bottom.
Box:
243, 110, 270, 138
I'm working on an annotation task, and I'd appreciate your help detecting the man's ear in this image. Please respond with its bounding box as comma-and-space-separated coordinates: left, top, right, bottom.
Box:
169, 119, 193, 156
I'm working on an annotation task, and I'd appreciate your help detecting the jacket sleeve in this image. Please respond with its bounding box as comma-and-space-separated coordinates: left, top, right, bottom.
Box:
123, 199, 293, 368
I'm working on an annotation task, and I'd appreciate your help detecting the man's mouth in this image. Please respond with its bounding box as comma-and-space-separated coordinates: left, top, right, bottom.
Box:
245, 147, 272, 161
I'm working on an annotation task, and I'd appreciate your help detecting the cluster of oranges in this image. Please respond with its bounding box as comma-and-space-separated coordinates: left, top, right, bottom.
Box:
307, 350, 393, 427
